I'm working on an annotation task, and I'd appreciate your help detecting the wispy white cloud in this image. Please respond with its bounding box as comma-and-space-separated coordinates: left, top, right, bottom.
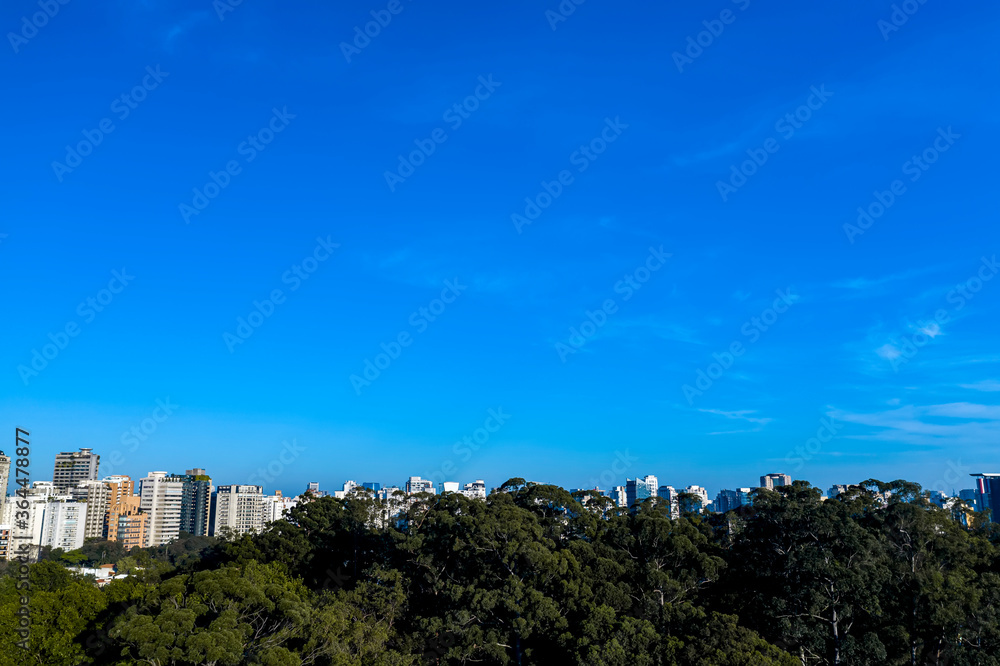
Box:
960, 380, 1000, 392
708, 427, 764, 436
831, 401, 1000, 448
699, 408, 774, 426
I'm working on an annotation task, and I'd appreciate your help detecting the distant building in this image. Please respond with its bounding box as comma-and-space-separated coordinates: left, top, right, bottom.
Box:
179, 469, 213, 537
461, 480, 487, 500
972, 473, 1000, 522
958, 489, 978, 509
333, 480, 359, 499
0, 452, 9, 503
827, 484, 850, 499
678, 486, 709, 514
0, 525, 11, 560
440, 482, 461, 494
41, 500, 87, 551
609, 485, 627, 507
684, 485, 709, 507
105, 496, 148, 550
1, 492, 50, 549
362, 482, 383, 492
72, 480, 111, 539
405, 476, 436, 495
53, 448, 100, 493
262, 491, 297, 524
760, 473, 792, 490
138, 472, 184, 546
211, 485, 264, 536
658, 485, 679, 518
929, 490, 949, 508
715, 488, 752, 513
626, 475, 658, 507
304, 482, 328, 499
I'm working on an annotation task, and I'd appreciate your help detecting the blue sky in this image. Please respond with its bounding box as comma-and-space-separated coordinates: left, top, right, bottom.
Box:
2, 0, 998, 499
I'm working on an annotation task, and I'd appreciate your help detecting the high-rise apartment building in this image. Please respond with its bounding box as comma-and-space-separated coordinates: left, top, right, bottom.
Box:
684, 485, 710, 507
105, 494, 146, 549
138, 469, 212, 544
461, 480, 487, 500
0, 451, 10, 503
760, 473, 792, 490
52, 448, 100, 493
405, 476, 436, 495
304, 482, 328, 499
262, 491, 296, 524
972, 473, 1000, 522
211, 485, 264, 536
827, 484, 850, 499
610, 485, 627, 507
40, 501, 87, 550
715, 488, 753, 513
657, 485, 679, 517
73, 480, 111, 539
104, 475, 135, 506
179, 469, 213, 536
958, 489, 978, 509
333, 480, 359, 499
138, 472, 184, 546
626, 475, 658, 507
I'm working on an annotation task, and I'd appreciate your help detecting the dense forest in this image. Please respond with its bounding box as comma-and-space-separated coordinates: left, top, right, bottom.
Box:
1, 479, 999, 665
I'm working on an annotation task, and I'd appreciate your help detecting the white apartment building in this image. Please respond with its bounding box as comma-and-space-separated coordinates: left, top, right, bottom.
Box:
138, 472, 184, 547
211, 485, 264, 536
262, 492, 297, 524
683, 485, 710, 509
333, 480, 359, 499
1, 493, 49, 552
405, 476, 436, 495
0, 453, 10, 504
460, 480, 487, 500
40, 500, 87, 551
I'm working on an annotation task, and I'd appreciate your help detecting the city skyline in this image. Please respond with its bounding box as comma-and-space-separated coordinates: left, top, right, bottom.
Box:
0, 443, 985, 506
3, 0, 999, 499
